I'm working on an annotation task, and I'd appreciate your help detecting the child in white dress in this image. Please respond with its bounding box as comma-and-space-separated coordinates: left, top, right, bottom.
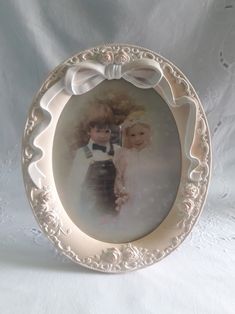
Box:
114, 111, 168, 229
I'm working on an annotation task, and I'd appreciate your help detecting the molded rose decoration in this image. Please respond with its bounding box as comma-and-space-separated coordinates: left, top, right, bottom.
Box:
33, 187, 66, 236
114, 51, 130, 64
100, 248, 122, 265
41, 211, 60, 235
185, 183, 199, 198
99, 51, 114, 65
121, 244, 140, 268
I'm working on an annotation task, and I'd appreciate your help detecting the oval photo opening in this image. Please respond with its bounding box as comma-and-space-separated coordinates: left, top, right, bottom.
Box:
53, 79, 181, 243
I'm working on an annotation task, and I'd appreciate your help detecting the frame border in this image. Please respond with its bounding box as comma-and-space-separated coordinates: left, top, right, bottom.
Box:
22, 44, 211, 273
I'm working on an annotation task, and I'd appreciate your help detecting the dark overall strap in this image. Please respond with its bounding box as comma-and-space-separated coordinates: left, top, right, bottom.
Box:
83, 145, 93, 159
108, 143, 114, 156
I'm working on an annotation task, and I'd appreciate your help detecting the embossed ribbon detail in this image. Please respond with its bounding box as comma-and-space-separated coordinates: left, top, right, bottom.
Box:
64, 59, 163, 95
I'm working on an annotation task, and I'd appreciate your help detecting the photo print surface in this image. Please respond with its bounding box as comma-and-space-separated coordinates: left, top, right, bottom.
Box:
53, 79, 181, 243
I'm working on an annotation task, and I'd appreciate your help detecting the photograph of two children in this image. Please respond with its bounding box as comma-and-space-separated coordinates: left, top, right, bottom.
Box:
53, 80, 181, 243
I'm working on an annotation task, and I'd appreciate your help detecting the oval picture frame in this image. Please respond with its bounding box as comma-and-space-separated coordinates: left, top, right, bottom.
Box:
22, 44, 211, 273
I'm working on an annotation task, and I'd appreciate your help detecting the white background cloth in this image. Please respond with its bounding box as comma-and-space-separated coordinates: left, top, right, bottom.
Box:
0, 1, 234, 313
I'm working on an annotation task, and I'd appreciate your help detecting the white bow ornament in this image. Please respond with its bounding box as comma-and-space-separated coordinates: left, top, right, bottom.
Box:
64, 58, 163, 95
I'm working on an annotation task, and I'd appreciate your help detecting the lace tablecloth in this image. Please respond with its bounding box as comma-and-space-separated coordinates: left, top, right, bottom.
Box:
0, 1, 234, 313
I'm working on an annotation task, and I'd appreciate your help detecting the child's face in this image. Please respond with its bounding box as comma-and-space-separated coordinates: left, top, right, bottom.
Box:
127, 123, 151, 150
89, 127, 111, 145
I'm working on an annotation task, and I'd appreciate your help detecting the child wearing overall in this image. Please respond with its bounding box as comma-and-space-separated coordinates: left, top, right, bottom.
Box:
69, 117, 120, 220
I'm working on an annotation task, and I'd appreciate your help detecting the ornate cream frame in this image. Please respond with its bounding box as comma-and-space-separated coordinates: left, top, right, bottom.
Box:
22, 44, 211, 273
